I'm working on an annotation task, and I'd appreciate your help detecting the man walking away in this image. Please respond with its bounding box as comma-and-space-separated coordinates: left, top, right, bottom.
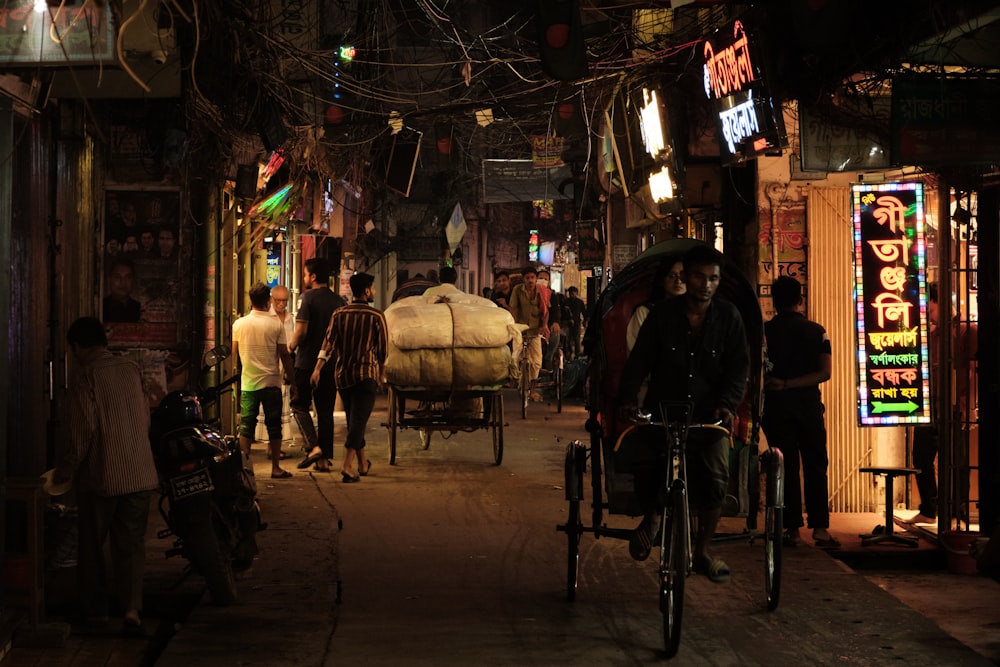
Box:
290, 258, 346, 473
55, 317, 160, 636
312, 272, 387, 483
564, 285, 586, 359
233, 282, 297, 479
761, 276, 837, 548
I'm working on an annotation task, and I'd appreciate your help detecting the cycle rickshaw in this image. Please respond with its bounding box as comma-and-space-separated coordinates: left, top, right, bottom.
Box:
556, 238, 784, 656
382, 285, 516, 466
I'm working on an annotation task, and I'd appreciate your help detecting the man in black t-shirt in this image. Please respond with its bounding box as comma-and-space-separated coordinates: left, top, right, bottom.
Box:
564, 286, 586, 359
761, 276, 836, 548
289, 258, 347, 472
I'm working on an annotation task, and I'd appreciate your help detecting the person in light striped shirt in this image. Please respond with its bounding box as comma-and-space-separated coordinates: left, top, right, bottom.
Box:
55, 316, 159, 636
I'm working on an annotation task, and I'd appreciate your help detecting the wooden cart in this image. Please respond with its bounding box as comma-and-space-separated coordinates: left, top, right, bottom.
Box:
384, 385, 504, 465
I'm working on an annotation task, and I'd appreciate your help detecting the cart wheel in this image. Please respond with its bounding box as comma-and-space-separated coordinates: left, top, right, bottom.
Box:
660, 483, 688, 658
388, 387, 398, 465
419, 429, 432, 450
491, 393, 504, 465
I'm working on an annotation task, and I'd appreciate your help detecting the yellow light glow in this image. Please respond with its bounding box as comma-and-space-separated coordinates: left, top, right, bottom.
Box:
639, 88, 665, 158
648, 165, 673, 202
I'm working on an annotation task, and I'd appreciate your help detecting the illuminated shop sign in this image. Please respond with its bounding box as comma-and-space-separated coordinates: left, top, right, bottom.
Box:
852, 182, 930, 426
702, 19, 787, 165
639, 89, 667, 159
638, 88, 676, 202
0, 2, 115, 64
528, 229, 539, 263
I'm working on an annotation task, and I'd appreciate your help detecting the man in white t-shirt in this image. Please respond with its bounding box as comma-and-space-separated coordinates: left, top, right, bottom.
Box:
233, 282, 297, 479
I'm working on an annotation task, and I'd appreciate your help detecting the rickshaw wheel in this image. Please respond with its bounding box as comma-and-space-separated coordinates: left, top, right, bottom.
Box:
419, 429, 432, 450
764, 503, 783, 610
566, 499, 581, 602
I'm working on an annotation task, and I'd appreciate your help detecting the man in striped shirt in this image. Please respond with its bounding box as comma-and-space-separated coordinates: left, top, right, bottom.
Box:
311, 272, 387, 483
55, 316, 160, 635
233, 283, 297, 479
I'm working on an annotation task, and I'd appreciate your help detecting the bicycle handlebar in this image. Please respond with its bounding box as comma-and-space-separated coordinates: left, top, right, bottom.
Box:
613, 415, 732, 453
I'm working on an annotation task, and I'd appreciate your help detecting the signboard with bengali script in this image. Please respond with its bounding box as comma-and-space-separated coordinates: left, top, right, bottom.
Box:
701, 17, 787, 165
852, 182, 931, 426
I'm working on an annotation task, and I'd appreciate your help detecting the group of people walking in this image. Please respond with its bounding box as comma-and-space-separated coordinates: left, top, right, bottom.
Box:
232, 259, 387, 484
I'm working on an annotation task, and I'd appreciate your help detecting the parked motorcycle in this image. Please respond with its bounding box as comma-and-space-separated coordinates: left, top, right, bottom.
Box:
149, 345, 259, 605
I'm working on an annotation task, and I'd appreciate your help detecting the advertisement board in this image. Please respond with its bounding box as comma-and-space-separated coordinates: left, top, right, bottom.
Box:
851, 182, 931, 426
702, 18, 787, 165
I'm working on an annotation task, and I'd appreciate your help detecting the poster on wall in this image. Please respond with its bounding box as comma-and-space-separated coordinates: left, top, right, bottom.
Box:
757, 201, 807, 320
102, 188, 183, 348
852, 182, 931, 426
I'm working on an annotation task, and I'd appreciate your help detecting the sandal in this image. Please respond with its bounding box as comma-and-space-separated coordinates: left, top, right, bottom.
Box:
813, 536, 841, 549
297, 452, 323, 470
628, 515, 659, 561
694, 556, 731, 584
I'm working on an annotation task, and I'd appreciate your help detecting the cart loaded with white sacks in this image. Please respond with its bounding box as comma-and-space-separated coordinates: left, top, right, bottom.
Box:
382, 289, 524, 465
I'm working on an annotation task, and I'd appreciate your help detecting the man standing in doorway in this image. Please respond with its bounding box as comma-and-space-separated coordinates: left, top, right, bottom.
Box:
55, 317, 159, 635
312, 272, 387, 483
509, 266, 548, 402
761, 276, 838, 548
290, 258, 346, 473
618, 244, 748, 583
233, 283, 297, 479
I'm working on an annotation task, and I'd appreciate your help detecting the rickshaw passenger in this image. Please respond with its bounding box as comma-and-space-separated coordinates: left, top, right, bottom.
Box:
618, 245, 749, 584
626, 259, 686, 352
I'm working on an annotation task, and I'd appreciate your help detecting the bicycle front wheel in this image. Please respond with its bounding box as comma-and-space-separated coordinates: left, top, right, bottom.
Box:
660, 482, 688, 658
519, 352, 529, 419
554, 350, 563, 413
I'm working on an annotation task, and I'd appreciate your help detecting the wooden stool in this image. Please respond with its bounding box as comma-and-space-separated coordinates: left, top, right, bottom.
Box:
859, 467, 920, 547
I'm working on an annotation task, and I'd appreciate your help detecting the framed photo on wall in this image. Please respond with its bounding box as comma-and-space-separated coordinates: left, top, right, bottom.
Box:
101, 188, 183, 348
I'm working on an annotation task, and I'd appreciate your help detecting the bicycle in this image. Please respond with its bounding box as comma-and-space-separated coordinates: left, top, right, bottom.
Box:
627, 401, 729, 657
559, 399, 784, 657
517, 333, 563, 418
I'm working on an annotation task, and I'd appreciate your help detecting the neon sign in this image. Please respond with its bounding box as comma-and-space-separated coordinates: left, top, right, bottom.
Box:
852, 182, 930, 426
528, 229, 539, 263
703, 21, 755, 100
701, 17, 787, 165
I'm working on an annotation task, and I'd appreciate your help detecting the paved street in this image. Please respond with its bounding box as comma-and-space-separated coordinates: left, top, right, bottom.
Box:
3, 390, 997, 666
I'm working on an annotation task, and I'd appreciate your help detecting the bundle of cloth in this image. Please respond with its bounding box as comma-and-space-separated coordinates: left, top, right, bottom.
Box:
384, 291, 523, 388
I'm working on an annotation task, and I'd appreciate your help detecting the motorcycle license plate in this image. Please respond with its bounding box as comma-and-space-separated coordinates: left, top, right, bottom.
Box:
170, 469, 214, 499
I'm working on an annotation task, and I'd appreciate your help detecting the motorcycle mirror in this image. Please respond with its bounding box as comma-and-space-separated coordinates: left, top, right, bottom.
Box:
202, 345, 231, 368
